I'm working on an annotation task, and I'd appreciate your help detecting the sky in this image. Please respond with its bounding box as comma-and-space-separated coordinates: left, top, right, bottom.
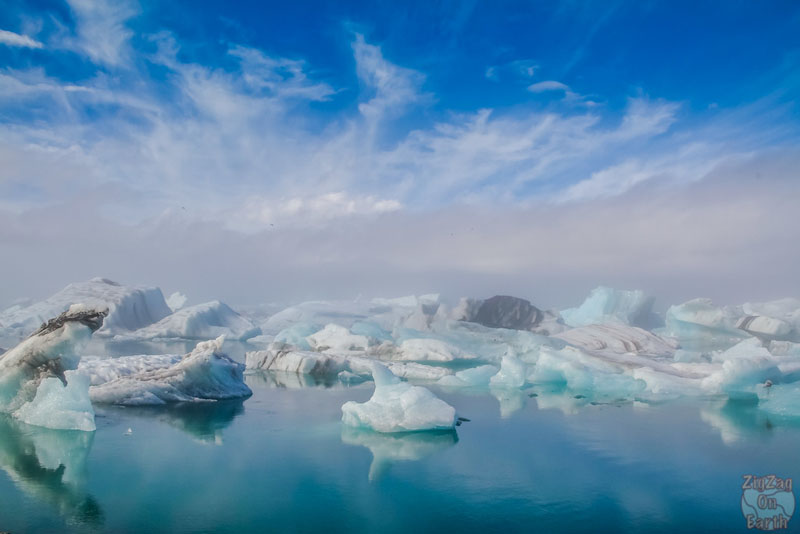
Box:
0, 0, 799, 309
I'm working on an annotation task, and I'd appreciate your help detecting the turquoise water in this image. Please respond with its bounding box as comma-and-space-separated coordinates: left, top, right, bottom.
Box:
1, 372, 798, 533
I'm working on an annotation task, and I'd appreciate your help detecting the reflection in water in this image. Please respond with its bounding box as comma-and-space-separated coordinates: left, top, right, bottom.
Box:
490, 387, 528, 418
700, 399, 775, 445
341, 426, 458, 481
246, 370, 340, 390
0, 415, 103, 527
99, 399, 246, 444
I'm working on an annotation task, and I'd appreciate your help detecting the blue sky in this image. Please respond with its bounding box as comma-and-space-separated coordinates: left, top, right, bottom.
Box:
0, 0, 799, 306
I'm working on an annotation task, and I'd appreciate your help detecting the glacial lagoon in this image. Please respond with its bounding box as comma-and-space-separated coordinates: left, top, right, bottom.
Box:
1, 370, 798, 534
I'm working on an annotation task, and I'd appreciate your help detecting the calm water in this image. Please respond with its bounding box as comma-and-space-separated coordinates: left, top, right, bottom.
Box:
1, 372, 798, 533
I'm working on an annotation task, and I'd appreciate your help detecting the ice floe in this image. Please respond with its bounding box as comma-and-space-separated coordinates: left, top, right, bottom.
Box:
341, 362, 456, 432
561, 286, 658, 328
114, 301, 260, 341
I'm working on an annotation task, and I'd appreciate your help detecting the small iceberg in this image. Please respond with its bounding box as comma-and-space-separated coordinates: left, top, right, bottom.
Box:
341, 362, 456, 432
88, 336, 252, 405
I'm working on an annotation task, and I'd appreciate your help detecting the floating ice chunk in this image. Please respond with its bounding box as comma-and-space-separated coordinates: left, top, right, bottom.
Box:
89, 336, 252, 405
554, 323, 677, 357
341, 425, 457, 481
371, 294, 439, 308
701, 339, 782, 399
274, 322, 320, 350
15, 371, 95, 432
0, 278, 170, 340
561, 286, 657, 328
341, 362, 456, 432
489, 354, 527, 389
245, 343, 347, 375
116, 301, 260, 341
395, 338, 473, 362
664, 298, 746, 341
438, 365, 499, 387
166, 292, 188, 312
307, 324, 370, 352
0, 307, 106, 430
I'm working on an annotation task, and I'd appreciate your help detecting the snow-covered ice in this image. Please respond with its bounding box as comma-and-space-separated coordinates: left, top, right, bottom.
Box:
341, 362, 456, 432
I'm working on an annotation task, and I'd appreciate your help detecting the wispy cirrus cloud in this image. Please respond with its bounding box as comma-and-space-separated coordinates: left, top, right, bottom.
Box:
0, 29, 43, 49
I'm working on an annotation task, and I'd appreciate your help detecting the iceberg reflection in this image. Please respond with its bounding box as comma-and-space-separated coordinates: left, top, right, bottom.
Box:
0, 415, 103, 527
341, 426, 458, 481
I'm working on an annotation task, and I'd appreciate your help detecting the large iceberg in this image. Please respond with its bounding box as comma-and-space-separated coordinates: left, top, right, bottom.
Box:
561, 286, 658, 328
88, 336, 252, 405
554, 323, 678, 357
0, 306, 106, 431
341, 362, 456, 432
0, 278, 170, 341
114, 300, 260, 341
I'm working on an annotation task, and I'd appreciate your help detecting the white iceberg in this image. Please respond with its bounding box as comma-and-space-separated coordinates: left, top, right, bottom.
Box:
341, 362, 456, 432
88, 336, 252, 405
115, 301, 260, 341
245, 342, 347, 376
561, 286, 657, 328
664, 298, 746, 342
306, 324, 370, 352
0, 278, 170, 340
489, 354, 528, 389
0, 306, 105, 431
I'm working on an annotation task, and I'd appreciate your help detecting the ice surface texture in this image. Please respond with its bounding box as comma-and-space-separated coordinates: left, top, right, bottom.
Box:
341, 363, 456, 432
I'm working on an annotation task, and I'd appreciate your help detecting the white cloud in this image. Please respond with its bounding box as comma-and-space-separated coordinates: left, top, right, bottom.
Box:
65, 0, 138, 66
528, 80, 569, 93
0, 29, 43, 49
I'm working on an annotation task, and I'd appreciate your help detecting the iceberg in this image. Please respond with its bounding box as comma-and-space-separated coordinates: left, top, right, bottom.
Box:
114, 301, 260, 341
0, 306, 106, 430
0, 278, 170, 341
245, 342, 347, 376
561, 286, 658, 328
341, 362, 456, 432
489, 354, 528, 389
457, 295, 565, 335
664, 298, 746, 343
88, 336, 252, 405
307, 324, 370, 352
